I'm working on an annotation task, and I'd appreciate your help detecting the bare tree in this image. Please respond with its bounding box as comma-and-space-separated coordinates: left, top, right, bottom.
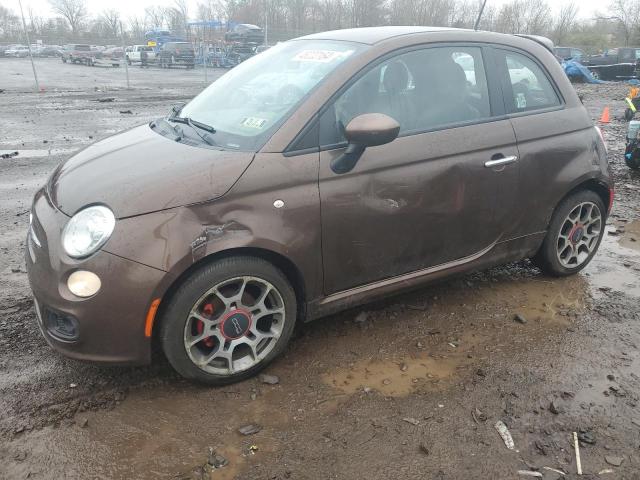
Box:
170, 0, 190, 35
145, 6, 168, 29
128, 16, 147, 42
552, 2, 579, 45
100, 9, 121, 39
608, 0, 640, 46
49, 0, 88, 36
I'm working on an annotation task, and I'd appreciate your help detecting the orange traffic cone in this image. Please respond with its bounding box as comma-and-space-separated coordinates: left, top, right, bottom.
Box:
600, 106, 610, 123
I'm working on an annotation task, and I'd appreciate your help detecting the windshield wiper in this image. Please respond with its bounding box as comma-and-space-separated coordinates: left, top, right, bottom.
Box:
168, 115, 218, 146
166, 104, 218, 147
169, 115, 216, 133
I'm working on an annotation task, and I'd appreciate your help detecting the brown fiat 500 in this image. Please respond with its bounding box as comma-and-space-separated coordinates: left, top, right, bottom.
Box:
27, 27, 612, 384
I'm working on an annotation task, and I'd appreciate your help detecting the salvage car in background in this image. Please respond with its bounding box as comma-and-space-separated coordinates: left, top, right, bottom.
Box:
61, 44, 94, 65
225, 24, 265, 43
554, 46, 584, 61
157, 42, 195, 68
36, 45, 63, 57
94, 47, 123, 67
583, 47, 640, 80
5, 45, 29, 57
27, 27, 612, 385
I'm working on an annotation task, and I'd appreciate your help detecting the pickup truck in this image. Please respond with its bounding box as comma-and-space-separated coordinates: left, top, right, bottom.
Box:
583, 47, 640, 80
125, 45, 156, 65
61, 44, 95, 65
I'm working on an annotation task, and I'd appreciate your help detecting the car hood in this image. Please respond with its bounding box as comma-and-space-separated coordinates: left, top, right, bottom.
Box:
48, 124, 254, 219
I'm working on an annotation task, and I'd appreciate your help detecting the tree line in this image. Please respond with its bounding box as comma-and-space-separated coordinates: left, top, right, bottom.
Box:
0, 0, 638, 52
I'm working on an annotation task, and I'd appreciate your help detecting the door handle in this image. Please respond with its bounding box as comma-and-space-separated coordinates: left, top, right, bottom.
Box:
484, 155, 518, 168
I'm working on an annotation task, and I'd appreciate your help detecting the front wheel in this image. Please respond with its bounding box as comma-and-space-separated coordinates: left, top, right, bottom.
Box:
532, 190, 606, 276
160, 256, 297, 385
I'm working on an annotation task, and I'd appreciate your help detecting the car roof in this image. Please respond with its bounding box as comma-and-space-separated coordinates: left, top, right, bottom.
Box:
298, 26, 555, 51
298, 26, 461, 45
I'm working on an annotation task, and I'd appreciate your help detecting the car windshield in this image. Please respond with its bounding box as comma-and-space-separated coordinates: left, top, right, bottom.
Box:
180, 39, 365, 151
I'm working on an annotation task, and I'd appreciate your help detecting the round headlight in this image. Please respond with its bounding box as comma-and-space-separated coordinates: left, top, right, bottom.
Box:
62, 206, 115, 258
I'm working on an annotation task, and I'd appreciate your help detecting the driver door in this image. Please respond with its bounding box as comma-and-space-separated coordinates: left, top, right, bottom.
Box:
318, 45, 520, 294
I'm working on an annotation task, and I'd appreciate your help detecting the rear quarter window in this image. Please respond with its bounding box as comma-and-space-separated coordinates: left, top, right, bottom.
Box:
498, 49, 561, 114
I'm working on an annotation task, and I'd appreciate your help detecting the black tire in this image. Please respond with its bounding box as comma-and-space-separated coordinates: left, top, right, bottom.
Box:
160, 256, 297, 385
625, 108, 635, 122
532, 190, 606, 277
626, 153, 640, 169
62, 57, 67, 63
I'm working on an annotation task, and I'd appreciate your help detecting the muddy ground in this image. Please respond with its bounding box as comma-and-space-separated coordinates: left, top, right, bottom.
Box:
1, 58, 640, 479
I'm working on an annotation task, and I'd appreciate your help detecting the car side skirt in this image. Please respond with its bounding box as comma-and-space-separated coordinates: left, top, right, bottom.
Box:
305, 232, 545, 321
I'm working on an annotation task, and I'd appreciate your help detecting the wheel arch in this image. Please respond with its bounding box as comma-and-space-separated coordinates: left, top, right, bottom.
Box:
543, 177, 611, 232
564, 178, 612, 215
152, 247, 307, 340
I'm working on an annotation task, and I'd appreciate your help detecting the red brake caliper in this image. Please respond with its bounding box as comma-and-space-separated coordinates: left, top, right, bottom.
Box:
196, 303, 216, 347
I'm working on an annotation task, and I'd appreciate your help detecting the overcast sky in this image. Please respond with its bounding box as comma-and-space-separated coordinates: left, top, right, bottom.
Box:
11, 0, 610, 21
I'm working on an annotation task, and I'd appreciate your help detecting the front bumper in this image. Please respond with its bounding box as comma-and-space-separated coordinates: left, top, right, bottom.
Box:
26, 188, 166, 365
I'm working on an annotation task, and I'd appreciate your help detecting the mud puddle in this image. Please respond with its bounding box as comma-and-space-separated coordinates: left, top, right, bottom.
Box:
323, 353, 465, 396
618, 219, 640, 252
585, 225, 640, 298
476, 274, 588, 326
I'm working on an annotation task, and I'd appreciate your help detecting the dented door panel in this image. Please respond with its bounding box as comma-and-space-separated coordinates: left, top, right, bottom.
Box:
319, 120, 519, 294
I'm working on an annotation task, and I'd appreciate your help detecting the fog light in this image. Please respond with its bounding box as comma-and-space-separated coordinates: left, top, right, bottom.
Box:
67, 270, 101, 297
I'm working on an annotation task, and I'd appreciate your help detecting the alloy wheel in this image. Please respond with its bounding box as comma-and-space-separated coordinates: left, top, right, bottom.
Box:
183, 276, 285, 375
556, 201, 602, 268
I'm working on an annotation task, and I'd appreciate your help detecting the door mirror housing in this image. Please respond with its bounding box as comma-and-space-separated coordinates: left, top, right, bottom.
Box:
331, 113, 400, 174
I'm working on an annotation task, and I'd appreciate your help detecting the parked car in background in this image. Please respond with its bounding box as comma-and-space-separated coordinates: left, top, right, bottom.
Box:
125, 45, 156, 65
94, 47, 123, 67
27, 28, 612, 385
554, 46, 584, 61
583, 47, 640, 80
36, 45, 63, 57
157, 42, 195, 68
5, 45, 30, 58
61, 44, 94, 65
225, 24, 265, 43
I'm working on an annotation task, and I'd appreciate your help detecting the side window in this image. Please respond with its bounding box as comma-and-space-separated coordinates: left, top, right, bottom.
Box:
320, 46, 492, 147
499, 50, 560, 113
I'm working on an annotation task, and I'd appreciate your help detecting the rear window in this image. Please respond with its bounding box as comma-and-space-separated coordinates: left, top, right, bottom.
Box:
74, 45, 90, 51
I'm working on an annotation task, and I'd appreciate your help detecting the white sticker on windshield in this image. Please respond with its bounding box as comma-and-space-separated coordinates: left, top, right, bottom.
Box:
293, 49, 354, 63
241, 117, 268, 129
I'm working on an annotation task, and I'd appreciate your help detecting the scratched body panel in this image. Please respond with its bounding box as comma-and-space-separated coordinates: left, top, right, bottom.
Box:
104, 151, 323, 300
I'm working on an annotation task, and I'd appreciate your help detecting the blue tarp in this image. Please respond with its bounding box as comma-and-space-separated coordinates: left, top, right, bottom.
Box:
562, 59, 605, 84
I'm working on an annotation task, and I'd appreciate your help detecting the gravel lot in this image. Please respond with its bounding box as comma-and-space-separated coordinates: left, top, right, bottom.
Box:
1, 58, 640, 480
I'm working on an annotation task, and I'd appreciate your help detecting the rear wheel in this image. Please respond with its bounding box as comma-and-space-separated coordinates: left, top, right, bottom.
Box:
160, 256, 297, 385
533, 190, 606, 276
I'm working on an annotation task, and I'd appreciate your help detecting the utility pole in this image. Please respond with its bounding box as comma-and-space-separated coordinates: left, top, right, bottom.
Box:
474, 0, 488, 31
120, 21, 130, 89
264, 0, 269, 45
17, 0, 40, 92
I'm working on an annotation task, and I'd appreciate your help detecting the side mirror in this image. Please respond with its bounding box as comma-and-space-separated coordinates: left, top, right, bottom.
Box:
331, 113, 400, 174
